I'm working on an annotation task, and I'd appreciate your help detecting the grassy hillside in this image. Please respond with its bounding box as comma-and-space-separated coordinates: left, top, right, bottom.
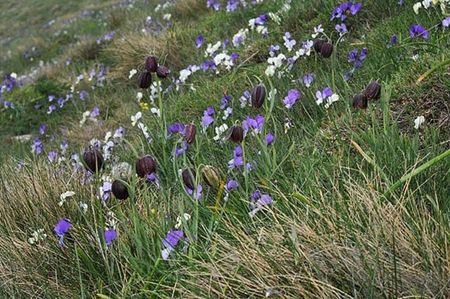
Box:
0, 0, 449, 298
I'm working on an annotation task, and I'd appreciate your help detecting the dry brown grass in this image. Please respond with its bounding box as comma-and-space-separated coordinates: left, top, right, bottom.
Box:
105, 32, 182, 80
173, 178, 449, 298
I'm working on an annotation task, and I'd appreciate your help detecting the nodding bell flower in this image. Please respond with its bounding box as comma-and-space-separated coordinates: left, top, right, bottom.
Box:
228, 125, 244, 143
202, 165, 221, 188
363, 81, 381, 100
251, 84, 266, 108
320, 42, 333, 58
182, 168, 197, 190
136, 155, 156, 178
156, 65, 170, 78
83, 147, 104, 173
112, 180, 129, 200
313, 39, 326, 53
352, 94, 368, 109
184, 124, 196, 144
139, 71, 152, 89
145, 56, 158, 72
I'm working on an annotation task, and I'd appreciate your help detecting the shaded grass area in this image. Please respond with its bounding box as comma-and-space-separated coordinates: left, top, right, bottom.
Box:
0, 0, 449, 298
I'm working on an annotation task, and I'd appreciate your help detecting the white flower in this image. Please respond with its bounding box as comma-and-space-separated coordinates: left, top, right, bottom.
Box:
213, 124, 229, 141
222, 107, 233, 120
79, 202, 88, 213
324, 94, 340, 109
129, 69, 137, 79
413, 2, 422, 14
136, 92, 143, 101
59, 191, 75, 206
79, 110, 91, 127
131, 111, 142, 126
205, 41, 221, 57
175, 213, 191, 229
414, 116, 425, 129
179, 69, 192, 83
163, 14, 171, 21
150, 107, 161, 117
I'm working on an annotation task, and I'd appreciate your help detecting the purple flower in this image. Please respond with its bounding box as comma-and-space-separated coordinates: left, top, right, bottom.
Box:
90, 107, 100, 118
409, 24, 429, 39
100, 181, 112, 201
269, 44, 280, 56
230, 52, 239, 61
331, 2, 362, 21
185, 184, 203, 200
239, 90, 251, 107
168, 122, 186, 135
146, 172, 160, 188
196, 35, 204, 48
105, 228, 117, 247
255, 14, 268, 26
175, 141, 189, 156
163, 229, 184, 249
207, 0, 221, 11
54, 218, 72, 246
347, 48, 367, 69
47, 104, 56, 114
226, 0, 239, 12
249, 191, 273, 217
31, 138, 44, 155
48, 151, 58, 163
283, 89, 301, 109
242, 115, 264, 135
442, 17, 450, 28
228, 145, 244, 169
220, 95, 232, 110
302, 73, 314, 88
390, 35, 398, 45
3, 101, 14, 109
335, 23, 347, 36
39, 124, 47, 135
225, 179, 239, 191
265, 133, 275, 145
201, 106, 215, 130
79, 90, 88, 100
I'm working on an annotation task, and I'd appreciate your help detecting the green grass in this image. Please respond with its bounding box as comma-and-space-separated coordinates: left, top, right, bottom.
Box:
0, 0, 449, 298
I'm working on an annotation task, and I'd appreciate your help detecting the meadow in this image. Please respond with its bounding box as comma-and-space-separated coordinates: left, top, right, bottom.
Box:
0, 0, 449, 298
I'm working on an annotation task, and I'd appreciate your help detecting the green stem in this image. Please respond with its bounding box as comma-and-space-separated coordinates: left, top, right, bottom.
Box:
384, 149, 450, 197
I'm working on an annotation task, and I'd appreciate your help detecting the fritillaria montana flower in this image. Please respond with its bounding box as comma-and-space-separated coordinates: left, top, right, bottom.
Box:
83, 147, 104, 173
136, 155, 156, 178
112, 180, 129, 200
54, 218, 72, 247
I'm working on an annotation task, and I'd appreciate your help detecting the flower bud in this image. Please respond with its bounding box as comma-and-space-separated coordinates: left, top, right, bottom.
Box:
145, 56, 158, 72
136, 155, 156, 178
83, 147, 104, 173
182, 168, 196, 190
156, 65, 170, 78
251, 84, 266, 108
363, 81, 381, 100
184, 124, 196, 144
139, 71, 152, 89
320, 42, 333, 58
202, 165, 221, 188
352, 94, 368, 109
112, 180, 129, 200
313, 39, 326, 53
228, 125, 244, 143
